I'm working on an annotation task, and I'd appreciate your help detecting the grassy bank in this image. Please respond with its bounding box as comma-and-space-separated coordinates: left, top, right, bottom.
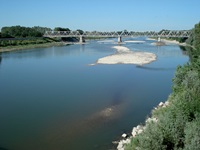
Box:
0, 42, 66, 53
123, 22, 200, 150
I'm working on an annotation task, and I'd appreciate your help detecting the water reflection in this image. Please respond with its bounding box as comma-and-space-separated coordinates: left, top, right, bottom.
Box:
136, 66, 176, 71
152, 46, 188, 57
179, 45, 191, 56
41, 91, 126, 150
0, 45, 84, 59
0, 146, 8, 150
80, 44, 85, 52
0, 55, 2, 65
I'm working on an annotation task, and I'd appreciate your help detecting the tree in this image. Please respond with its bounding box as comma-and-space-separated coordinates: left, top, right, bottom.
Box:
33, 26, 52, 34
194, 22, 200, 48
1, 26, 42, 38
0, 55, 2, 64
117, 31, 123, 35
54, 27, 70, 32
76, 29, 84, 35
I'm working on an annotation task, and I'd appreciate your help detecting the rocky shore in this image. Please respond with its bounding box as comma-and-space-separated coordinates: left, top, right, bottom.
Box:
115, 100, 170, 150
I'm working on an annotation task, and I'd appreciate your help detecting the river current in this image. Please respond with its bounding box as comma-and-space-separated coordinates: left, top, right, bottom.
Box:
0, 38, 188, 150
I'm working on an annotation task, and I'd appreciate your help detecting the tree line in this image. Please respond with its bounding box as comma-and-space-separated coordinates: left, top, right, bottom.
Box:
0, 26, 47, 38
0, 26, 84, 47
0, 26, 85, 38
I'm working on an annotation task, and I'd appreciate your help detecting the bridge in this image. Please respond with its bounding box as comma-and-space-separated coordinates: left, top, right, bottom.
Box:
43, 30, 191, 43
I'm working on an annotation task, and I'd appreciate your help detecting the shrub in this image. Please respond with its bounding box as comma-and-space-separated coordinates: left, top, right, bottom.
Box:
184, 119, 200, 150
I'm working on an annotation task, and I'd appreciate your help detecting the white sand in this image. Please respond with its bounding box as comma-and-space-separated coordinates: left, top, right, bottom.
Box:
161, 39, 187, 46
96, 46, 157, 65
124, 40, 145, 43
97, 40, 115, 43
150, 38, 187, 46
146, 37, 157, 41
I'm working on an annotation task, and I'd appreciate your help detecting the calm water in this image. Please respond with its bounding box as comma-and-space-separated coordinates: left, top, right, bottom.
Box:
0, 38, 188, 150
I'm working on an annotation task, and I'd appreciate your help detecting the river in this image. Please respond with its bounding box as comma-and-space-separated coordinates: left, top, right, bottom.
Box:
0, 38, 188, 150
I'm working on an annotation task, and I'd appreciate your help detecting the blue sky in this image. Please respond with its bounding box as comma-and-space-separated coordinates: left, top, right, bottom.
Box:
1, 0, 200, 31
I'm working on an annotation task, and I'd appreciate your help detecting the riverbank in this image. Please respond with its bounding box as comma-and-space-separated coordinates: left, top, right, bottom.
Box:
149, 37, 191, 47
116, 100, 170, 150
0, 42, 66, 53
94, 46, 157, 65
161, 39, 187, 46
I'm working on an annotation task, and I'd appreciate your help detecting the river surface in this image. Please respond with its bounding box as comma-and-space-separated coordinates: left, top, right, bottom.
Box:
0, 38, 188, 150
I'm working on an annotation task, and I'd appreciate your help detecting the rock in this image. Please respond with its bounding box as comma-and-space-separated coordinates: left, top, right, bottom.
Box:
117, 141, 124, 150
152, 117, 158, 122
122, 139, 126, 144
146, 117, 158, 123
127, 138, 131, 144
122, 133, 127, 138
143, 126, 146, 131
159, 102, 164, 107
132, 130, 137, 137
124, 138, 131, 144
146, 117, 151, 123
138, 129, 143, 134
132, 127, 137, 131
132, 127, 137, 137
112, 141, 119, 144
136, 125, 142, 130
165, 101, 169, 106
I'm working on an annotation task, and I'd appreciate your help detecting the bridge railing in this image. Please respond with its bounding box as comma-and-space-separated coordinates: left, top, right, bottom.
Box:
44, 30, 192, 38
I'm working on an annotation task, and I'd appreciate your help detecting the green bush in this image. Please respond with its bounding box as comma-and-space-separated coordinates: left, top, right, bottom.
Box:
184, 119, 200, 150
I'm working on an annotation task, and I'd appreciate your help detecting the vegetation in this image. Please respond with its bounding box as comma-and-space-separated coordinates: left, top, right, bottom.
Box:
125, 22, 200, 150
169, 37, 188, 43
54, 27, 70, 31
158, 29, 189, 43
0, 25, 110, 52
0, 42, 65, 52
0, 26, 66, 51
1, 26, 44, 38
32, 26, 52, 34
0, 38, 57, 47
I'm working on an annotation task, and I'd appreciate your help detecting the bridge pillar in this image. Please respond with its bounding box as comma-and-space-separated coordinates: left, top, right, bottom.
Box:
79, 35, 85, 43
158, 37, 161, 42
118, 36, 122, 43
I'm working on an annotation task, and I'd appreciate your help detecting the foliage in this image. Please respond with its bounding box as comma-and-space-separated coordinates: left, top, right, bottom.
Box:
125, 21, 200, 150
194, 22, 200, 48
32, 26, 52, 34
77, 29, 84, 35
1, 26, 43, 38
54, 27, 70, 31
158, 29, 170, 35
0, 38, 56, 47
186, 29, 194, 46
184, 119, 200, 150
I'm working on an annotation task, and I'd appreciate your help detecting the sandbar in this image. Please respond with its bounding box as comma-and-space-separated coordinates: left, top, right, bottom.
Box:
96, 46, 157, 65
161, 39, 187, 46
124, 40, 145, 43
